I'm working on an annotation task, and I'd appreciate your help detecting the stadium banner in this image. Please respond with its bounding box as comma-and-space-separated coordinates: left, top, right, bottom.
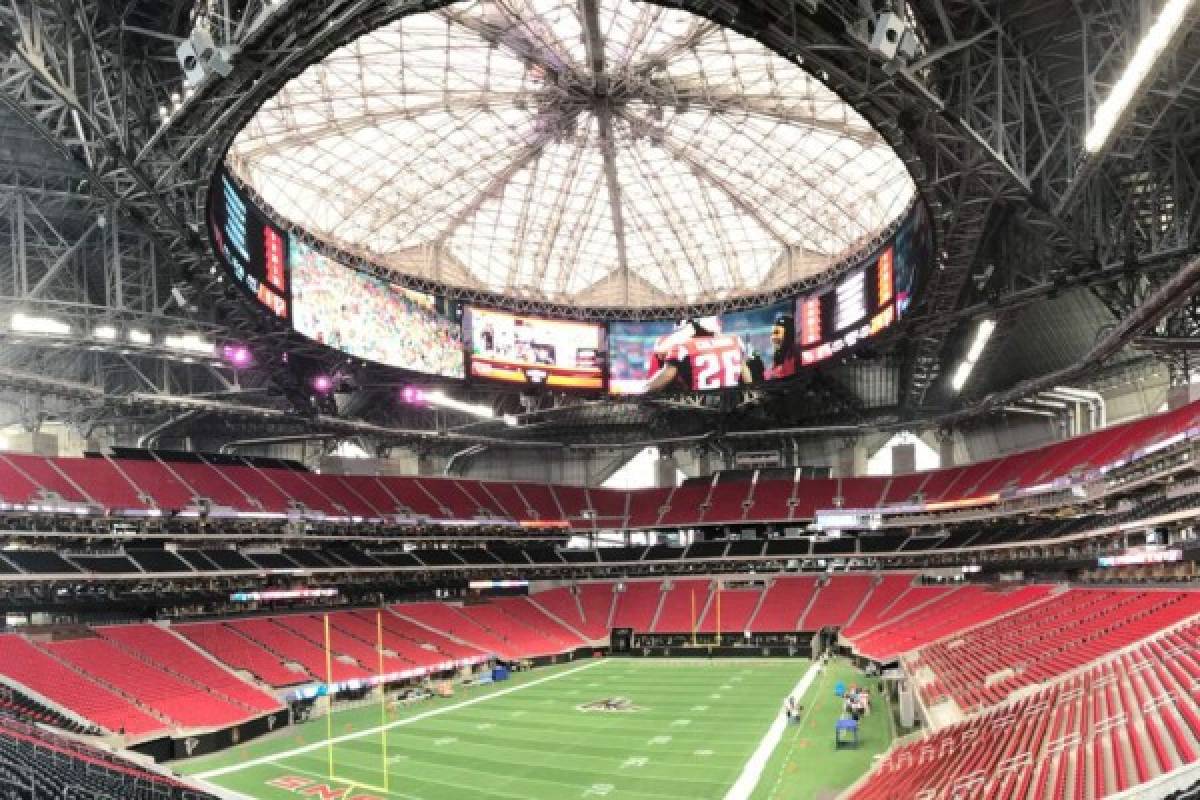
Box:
207, 168, 290, 319
607, 300, 793, 395
289, 240, 466, 378
127, 710, 290, 762
1098, 547, 1182, 568
464, 306, 606, 390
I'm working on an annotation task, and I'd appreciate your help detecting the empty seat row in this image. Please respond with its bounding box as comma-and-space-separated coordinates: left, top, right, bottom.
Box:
853, 619, 1200, 800
3, 398, 1195, 527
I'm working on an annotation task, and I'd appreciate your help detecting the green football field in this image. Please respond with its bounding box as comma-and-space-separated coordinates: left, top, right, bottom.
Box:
180, 657, 891, 800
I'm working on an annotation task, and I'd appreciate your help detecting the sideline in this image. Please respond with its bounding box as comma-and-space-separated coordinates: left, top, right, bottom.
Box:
194, 659, 605, 780
724, 661, 822, 800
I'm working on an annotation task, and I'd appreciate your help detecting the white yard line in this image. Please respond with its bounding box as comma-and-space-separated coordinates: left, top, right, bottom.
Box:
723, 661, 821, 800
194, 659, 605, 780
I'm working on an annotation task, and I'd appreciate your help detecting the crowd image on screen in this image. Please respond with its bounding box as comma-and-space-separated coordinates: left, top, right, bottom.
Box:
290, 242, 465, 378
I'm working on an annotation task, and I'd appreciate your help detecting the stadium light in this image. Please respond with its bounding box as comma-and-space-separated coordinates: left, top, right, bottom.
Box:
92, 325, 118, 340
951, 318, 996, 393
10, 313, 70, 336
222, 345, 253, 368
1084, 0, 1196, 152
128, 329, 152, 345
312, 374, 334, 394
424, 390, 496, 420
965, 318, 996, 362
164, 333, 215, 355
400, 386, 428, 405
950, 361, 973, 393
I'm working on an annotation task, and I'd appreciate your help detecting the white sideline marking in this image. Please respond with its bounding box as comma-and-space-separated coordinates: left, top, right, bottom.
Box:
723, 662, 820, 800
195, 659, 605, 780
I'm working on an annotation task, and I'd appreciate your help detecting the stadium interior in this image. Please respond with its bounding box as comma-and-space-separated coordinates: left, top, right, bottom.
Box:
1, 0, 1200, 798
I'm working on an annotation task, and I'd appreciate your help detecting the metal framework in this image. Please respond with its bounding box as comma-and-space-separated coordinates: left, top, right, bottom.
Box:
225, 0, 914, 308
0, 0, 1195, 452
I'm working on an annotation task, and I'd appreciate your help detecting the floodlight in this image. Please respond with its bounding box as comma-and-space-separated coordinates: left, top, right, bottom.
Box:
950, 318, 996, 393
401, 386, 428, 406
222, 345, 253, 367
10, 314, 70, 336
1084, 0, 1196, 152
164, 333, 215, 355
965, 318, 996, 362
425, 390, 495, 420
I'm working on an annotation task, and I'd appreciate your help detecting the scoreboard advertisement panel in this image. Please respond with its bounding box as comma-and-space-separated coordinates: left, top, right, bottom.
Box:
465, 307, 606, 390
290, 240, 465, 378
796, 251, 900, 368
208, 170, 289, 318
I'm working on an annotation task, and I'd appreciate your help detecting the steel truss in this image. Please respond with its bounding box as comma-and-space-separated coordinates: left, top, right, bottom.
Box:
0, 0, 1196, 448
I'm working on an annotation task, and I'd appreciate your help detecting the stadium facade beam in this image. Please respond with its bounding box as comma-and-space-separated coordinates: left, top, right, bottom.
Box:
579, 0, 633, 302
620, 108, 789, 252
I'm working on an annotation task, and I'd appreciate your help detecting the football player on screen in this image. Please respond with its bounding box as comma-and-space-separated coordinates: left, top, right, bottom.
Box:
642, 317, 752, 393
766, 313, 797, 380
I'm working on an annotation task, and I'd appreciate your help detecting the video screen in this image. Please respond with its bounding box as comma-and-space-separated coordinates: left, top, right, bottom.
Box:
290, 240, 465, 378
208, 170, 289, 318
893, 199, 930, 318
608, 300, 794, 395
796, 251, 902, 367
465, 308, 606, 390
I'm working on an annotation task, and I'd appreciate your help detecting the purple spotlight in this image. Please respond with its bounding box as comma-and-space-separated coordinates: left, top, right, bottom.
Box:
222, 345, 252, 368
401, 387, 427, 406
312, 374, 334, 394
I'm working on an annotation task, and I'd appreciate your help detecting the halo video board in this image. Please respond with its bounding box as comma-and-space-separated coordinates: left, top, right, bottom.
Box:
464, 307, 606, 390
290, 240, 465, 378
208, 169, 289, 318
795, 249, 897, 367
209, 169, 931, 390
608, 300, 794, 395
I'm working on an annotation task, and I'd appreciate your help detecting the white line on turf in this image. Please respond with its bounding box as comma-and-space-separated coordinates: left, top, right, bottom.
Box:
723, 661, 820, 800
194, 659, 605, 780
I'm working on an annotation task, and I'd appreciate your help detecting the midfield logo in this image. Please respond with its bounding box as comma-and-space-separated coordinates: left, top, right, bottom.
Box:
577, 697, 644, 713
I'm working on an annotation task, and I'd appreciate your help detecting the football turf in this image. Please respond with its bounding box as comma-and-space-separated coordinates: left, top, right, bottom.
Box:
181, 657, 890, 800
750, 660, 896, 800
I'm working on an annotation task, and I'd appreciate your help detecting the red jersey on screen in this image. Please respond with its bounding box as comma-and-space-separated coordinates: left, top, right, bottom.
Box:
655, 334, 746, 391
766, 355, 797, 381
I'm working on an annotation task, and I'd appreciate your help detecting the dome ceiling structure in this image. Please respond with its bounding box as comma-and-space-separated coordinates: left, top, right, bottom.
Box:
228, 0, 916, 307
